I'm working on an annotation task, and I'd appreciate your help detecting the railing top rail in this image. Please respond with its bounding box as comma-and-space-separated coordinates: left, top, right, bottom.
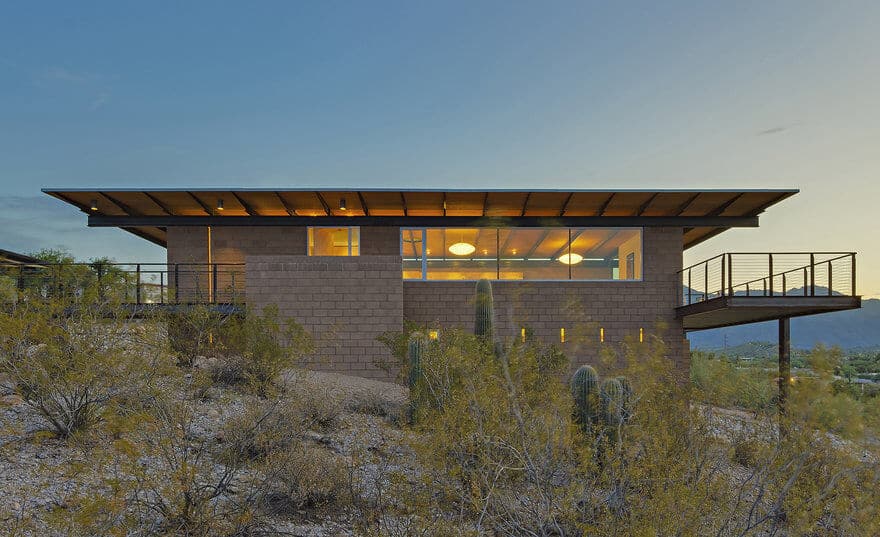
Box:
677, 251, 855, 274
0, 262, 246, 268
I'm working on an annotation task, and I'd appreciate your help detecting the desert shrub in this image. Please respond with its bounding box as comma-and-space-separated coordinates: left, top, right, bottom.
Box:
691, 351, 776, 413
294, 387, 344, 431
219, 397, 301, 463
381, 327, 880, 536
165, 304, 225, 367
211, 304, 314, 397
260, 441, 350, 514
0, 287, 169, 438
346, 389, 399, 419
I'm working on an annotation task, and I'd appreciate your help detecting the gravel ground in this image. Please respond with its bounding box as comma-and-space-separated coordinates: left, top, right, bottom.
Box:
0, 368, 412, 536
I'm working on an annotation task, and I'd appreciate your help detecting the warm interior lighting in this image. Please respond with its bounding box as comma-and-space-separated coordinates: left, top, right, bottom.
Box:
558, 253, 583, 265
639, 327, 644, 343
521, 327, 527, 343
216, 198, 224, 211
560, 327, 565, 343
90, 199, 98, 211
449, 242, 476, 256
600, 327, 605, 343
428, 329, 439, 341
339, 198, 347, 211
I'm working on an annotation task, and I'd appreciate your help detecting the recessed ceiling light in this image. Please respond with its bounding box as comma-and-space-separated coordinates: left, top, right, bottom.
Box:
449, 242, 476, 256
558, 253, 584, 265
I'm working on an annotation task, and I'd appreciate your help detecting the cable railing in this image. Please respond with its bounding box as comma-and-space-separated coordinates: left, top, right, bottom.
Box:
678, 252, 856, 307
0, 262, 246, 305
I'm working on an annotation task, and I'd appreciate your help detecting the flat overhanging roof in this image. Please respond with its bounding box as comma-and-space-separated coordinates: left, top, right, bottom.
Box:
42, 188, 797, 248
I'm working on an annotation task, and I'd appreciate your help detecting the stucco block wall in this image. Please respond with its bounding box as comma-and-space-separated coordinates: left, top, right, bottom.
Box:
246, 255, 403, 380
402, 227, 687, 371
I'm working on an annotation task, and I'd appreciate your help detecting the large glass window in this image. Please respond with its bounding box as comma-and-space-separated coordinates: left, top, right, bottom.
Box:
401, 227, 641, 281
308, 227, 359, 256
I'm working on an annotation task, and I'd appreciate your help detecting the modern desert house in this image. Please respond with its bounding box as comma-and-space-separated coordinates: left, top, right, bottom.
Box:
39, 188, 861, 383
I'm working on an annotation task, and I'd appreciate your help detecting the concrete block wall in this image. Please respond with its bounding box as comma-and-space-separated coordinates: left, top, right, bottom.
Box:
246, 255, 403, 380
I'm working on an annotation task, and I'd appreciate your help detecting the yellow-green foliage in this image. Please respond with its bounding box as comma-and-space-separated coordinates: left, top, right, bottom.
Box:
388, 330, 880, 536
0, 280, 170, 438
212, 304, 314, 397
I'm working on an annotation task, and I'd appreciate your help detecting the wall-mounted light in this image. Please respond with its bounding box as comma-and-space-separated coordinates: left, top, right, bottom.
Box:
558, 253, 584, 265
449, 242, 476, 256
90, 199, 98, 211
428, 329, 439, 341
639, 328, 644, 343
216, 199, 224, 211
339, 198, 347, 211
560, 327, 566, 343
600, 327, 605, 343
521, 327, 527, 343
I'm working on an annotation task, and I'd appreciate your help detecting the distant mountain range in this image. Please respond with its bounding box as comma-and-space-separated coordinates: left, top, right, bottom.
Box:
686, 296, 880, 352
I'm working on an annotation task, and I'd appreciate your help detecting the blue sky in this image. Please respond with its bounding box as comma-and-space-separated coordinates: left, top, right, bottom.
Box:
1, 2, 878, 294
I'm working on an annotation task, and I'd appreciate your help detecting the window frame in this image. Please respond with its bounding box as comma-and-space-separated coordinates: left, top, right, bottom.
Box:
307, 226, 360, 257
400, 226, 643, 282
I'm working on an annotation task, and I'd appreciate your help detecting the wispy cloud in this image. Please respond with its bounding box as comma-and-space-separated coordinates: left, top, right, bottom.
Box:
90, 91, 110, 111
40, 66, 95, 83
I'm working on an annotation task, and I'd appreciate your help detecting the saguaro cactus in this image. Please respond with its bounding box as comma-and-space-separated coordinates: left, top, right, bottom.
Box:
407, 332, 428, 424
571, 365, 600, 431
474, 279, 494, 338
600, 378, 625, 427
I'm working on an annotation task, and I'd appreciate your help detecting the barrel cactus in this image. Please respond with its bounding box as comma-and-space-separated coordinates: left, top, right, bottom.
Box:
571, 365, 600, 431
406, 332, 428, 424
600, 378, 625, 427
474, 279, 494, 338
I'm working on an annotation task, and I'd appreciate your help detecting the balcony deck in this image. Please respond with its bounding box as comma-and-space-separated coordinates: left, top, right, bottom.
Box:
676, 252, 861, 331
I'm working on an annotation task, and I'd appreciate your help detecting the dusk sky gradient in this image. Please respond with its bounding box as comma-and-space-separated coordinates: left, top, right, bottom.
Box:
1, 2, 878, 295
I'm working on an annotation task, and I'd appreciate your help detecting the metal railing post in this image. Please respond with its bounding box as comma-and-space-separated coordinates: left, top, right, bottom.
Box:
727, 253, 733, 296
851, 253, 856, 297
782, 273, 787, 296
212, 264, 218, 304
827, 260, 833, 296
810, 253, 815, 296
704, 263, 708, 301
135, 264, 142, 304
721, 256, 726, 298
687, 269, 692, 305
97, 264, 105, 300
174, 264, 180, 304
160, 271, 165, 304
768, 253, 774, 296
17, 265, 24, 291
803, 267, 808, 296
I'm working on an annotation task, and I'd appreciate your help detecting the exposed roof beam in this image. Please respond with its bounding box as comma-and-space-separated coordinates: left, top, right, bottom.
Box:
50, 192, 93, 214
559, 192, 574, 216
313, 192, 331, 216
142, 192, 174, 216
186, 192, 213, 215
597, 193, 615, 216
356, 192, 370, 216
636, 193, 659, 216
273, 192, 297, 216
523, 230, 552, 259
400, 192, 408, 216
520, 192, 531, 217
230, 192, 257, 216
674, 193, 701, 216
442, 192, 447, 216
707, 193, 744, 217
482, 192, 489, 217
121, 226, 166, 247
99, 192, 143, 216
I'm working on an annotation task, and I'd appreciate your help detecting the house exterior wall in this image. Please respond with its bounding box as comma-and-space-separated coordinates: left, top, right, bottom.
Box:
166, 225, 687, 380
245, 255, 403, 380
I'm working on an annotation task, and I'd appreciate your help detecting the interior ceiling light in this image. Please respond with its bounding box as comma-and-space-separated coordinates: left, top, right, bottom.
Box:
216, 198, 224, 211
558, 253, 584, 265
339, 198, 347, 211
449, 242, 476, 256
90, 199, 98, 211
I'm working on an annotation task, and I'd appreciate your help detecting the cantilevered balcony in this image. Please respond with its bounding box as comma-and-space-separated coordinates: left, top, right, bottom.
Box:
677, 252, 861, 330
